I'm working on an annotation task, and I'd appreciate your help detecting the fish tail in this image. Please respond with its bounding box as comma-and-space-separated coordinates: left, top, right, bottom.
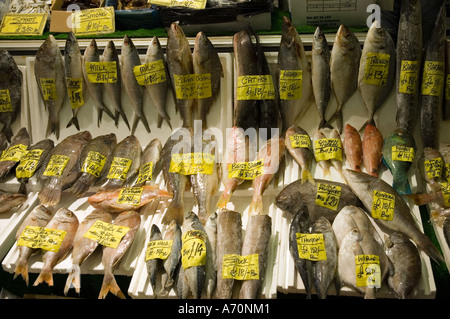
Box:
13, 261, 29, 286
119, 109, 131, 130
98, 271, 126, 299
162, 200, 184, 225
140, 113, 151, 133
102, 104, 116, 122
323, 165, 331, 179
69, 178, 90, 197
18, 182, 27, 195
38, 185, 62, 207
64, 264, 81, 295
157, 114, 163, 128
415, 232, 444, 264
319, 119, 333, 130
248, 193, 263, 215
301, 169, 315, 185
114, 110, 120, 127
392, 175, 412, 195
46, 117, 60, 140
359, 118, 375, 133
406, 192, 438, 206
33, 266, 54, 286
66, 116, 80, 131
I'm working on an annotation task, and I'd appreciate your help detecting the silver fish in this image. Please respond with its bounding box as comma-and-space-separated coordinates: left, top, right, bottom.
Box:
146, 224, 163, 297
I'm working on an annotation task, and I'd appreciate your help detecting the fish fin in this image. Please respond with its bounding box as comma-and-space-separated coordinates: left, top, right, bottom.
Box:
216, 178, 240, 209
319, 119, 333, 130
1, 126, 12, 143
406, 192, 438, 206
359, 118, 375, 133
66, 116, 80, 131
301, 169, 315, 185
97, 107, 103, 127
141, 113, 151, 133
13, 261, 29, 286
162, 201, 184, 225
392, 176, 412, 195
102, 105, 116, 122
38, 185, 62, 207
119, 109, 131, 130
18, 182, 27, 195
69, 178, 90, 197
248, 193, 263, 216
46, 117, 60, 140
114, 110, 120, 127
157, 114, 163, 128
98, 271, 126, 299
64, 264, 81, 295
131, 114, 139, 136
33, 267, 54, 286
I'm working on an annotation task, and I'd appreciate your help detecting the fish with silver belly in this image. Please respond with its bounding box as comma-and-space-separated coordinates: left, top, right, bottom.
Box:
146, 224, 163, 297
135, 138, 162, 187
0, 127, 29, 181
285, 125, 314, 184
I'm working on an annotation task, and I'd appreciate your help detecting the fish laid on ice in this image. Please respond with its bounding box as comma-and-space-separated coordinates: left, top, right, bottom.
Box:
285, 125, 314, 184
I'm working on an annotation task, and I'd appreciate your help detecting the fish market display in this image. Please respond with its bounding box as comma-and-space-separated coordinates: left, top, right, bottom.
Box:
159, 219, 182, 297
0, 127, 29, 180
343, 124, 363, 172
135, 138, 162, 187
0, 49, 22, 141
285, 125, 314, 184
35, 35, 66, 139
146, 224, 163, 297
99, 210, 141, 299
362, 124, 383, 177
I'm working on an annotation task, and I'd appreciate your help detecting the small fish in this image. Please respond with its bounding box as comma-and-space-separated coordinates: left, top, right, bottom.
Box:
343, 124, 363, 172
0, 127, 30, 180
134, 138, 162, 187
285, 125, 314, 184
362, 124, 383, 177
204, 212, 217, 299
313, 129, 332, 179
146, 224, 163, 297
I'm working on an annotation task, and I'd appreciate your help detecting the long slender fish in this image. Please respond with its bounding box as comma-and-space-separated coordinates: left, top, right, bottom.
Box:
146, 224, 163, 297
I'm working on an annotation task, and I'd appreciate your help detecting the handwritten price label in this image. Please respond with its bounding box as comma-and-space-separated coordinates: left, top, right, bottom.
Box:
0, 144, 28, 162
107, 157, 132, 180
169, 153, 214, 175
136, 162, 154, 184
391, 145, 415, 162
425, 158, 443, 179
17, 226, 66, 252
66, 78, 84, 109
16, 149, 43, 179
279, 70, 302, 100
314, 138, 342, 161
363, 52, 390, 86
83, 220, 129, 249
227, 159, 264, 180
0, 13, 47, 36
72, 7, 115, 36
43, 154, 70, 177
296, 233, 327, 261
222, 254, 259, 280
237, 75, 275, 100
133, 60, 167, 86
315, 183, 341, 211
0, 90, 13, 112
371, 190, 395, 221
399, 60, 419, 94
145, 240, 173, 261
116, 187, 143, 206
289, 134, 311, 149
39, 78, 58, 101
85, 61, 117, 84
181, 230, 207, 269
355, 254, 381, 288
81, 151, 107, 178
421, 61, 444, 96
173, 74, 212, 100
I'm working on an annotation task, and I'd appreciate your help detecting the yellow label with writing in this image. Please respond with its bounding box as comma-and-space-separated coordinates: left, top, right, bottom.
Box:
371, 190, 395, 221
169, 153, 214, 175
363, 52, 390, 86
136, 162, 154, 184
0, 144, 27, 162
355, 254, 381, 288
440, 182, 450, 207
296, 233, 327, 261
133, 60, 167, 86
279, 70, 302, 100
445, 163, 450, 182
39, 78, 58, 101
289, 134, 311, 149
17, 226, 66, 252
314, 138, 342, 161
173, 74, 212, 99
181, 230, 207, 269
0, 89, 13, 112
16, 149, 43, 179
116, 187, 143, 206
83, 220, 130, 249
237, 75, 276, 100
222, 254, 259, 280
315, 183, 341, 211
43, 154, 70, 177
85, 61, 117, 83
399, 60, 419, 94
0, 13, 47, 36
148, 0, 206, 8
66, 78, 84, 109
107, 157, 132, 180
391, 145, 415, 162
145, 240, 173, 261
227, 159, 264, 180
425, 158, 443, 179
81, 151, 106, 178
421, 61, 444, 96
72, 6, 115, 36
446, 74, 450, 100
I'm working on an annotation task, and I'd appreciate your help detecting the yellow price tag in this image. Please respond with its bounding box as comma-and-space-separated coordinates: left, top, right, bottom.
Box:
17, 226, 67, 252
0, 144, 28, 162
39, 78, 58, 101
421, 61, 444, 96
81, 151, 106, 178
221, 254, 259, 280
136, 162, 154, 184
133, 60, 167, 86
237, 75, 276, 100
371, 190, 395, 221
279, 70, 302, 100
83, 220, 130, 249
314, 138, 342, 161
399, 60, 419, 94
0, 89, 13, 112
107, 157, 132, 180
169, 153, 214, 175
355, 254, 381, 288
66, 78, 84, 109
296, 233, 327, 261
43, 154, 70, 177
289, 134, 311, 149
145, 240, 173, 261
173, 74, 212, 100
391, 145, 415, 162
181, 230, 207, 269
147, 0, 206, 9
16, 149, 43, 179
85, 61, 117, 84
363, 52, 390, 86
425, 158, 443, 179
315, 183, 341, 211
440, 182, 450, 207
116, 187, 143, 206
0, 13, 47, 36
72, 7, 115, 36
227, 159, 264, 180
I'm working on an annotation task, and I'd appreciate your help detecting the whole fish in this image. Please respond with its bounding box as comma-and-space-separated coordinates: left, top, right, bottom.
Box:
37, 131, 92, 207
158, 219, 182, 297
100, 135, 141, 191
381, 128, 416, 195
215, 209, 242, 299
35, 35, 66, 139
233, 30, 258, 130
239, 214, 271, 299
358, 22, 396, 128
146, 224, 163, 297
13, 204, 52, 286
82, 39, 115, 126
135, 138, 162, 187
248, 136, 285, 215
69, 133, 117, 197
418, 147, 446, 192
64, 31, 85, 130
313, 129, 332, 179
204, 212, 217, 298
311, 27, 331, 129
311, 216, 338, 299
144, 36, 171, 129
0, 189, 27, 213
276, 178, 363, 223
288, 204, 313, 299
420, 5, 446, 149
396, 0, 422, 132
445, 39, 450, 120
384, 232, 422, 299
64, 210, 112, 295
103, 40, 130, 130
342, 169, 444, 264
0, 127, 29, 180
167, 22, 194, 128
343, 124, 363, 172
362, 124, 383, 177
88, 185, 171, 213
193, 31, 223, 127
98, 210, 141, 299
329, 129, 345, 180
277, 16, 313, 134
33, 208, 79, 287
285, 125, 314, 184
121, 35, 151, 134
328, 25, 361, 132
0, 49, 22, 141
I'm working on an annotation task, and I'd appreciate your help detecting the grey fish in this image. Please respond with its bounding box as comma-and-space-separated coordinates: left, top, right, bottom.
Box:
420, 4, 446, 149
35, 35, 66, 139
144, 36, 171, 129
64, 210, 112, 295
285, 125, 314, 184
146, 224, 163, 297
0, 189, 27, 213
82, 39, 115, 127
0, 49, 22, 141
384, 232, 422, 299
121, 35, 151, 134
239, 213, 271, 299
69, 133, 117, 197
215, 209, 242, 299
342, 169, 444, 264
64, 31, 85, 130
193, 31, 223, 128
396, 0, 422, 132
103, 40, 130, 130
135, 138, 162, 187
277, 16, 313, 134
33, 208, 79, 287
99, 210, 141, 299
204, 212, 217, 299
417, 147, 446, 193
13, 204, 52, 286
37, 131, 92, 207
0, 127, 29, 180
311, 26, 331, 130
328, 25, 361, 132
